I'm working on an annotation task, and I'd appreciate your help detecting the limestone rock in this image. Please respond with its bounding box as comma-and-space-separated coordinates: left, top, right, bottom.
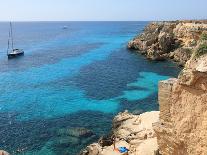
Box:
158, 32, 174, 52
80, 111, 160, 155
173, 48, 192, 66
128, 20, 207, 66
79, 143, 102, 155
154, 54, 207, 155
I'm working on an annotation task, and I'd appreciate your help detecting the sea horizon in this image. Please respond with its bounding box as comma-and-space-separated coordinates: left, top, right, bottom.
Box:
0, 19, 206, 22
1, 0, 206, 154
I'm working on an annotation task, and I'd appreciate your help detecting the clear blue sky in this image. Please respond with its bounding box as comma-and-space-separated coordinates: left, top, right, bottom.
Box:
0, 0, 206, 21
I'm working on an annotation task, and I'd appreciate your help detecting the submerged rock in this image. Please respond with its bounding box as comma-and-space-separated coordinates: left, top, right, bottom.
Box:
55, 136, 80, 147
57, 127, 94, 138
55, 127, 95, 152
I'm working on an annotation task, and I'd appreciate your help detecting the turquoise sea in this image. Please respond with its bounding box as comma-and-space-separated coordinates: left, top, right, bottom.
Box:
0, 22, 181, 155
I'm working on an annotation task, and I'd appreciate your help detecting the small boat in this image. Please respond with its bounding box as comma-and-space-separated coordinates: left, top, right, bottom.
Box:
62, 26, 68, 29
7, 22, 24, 59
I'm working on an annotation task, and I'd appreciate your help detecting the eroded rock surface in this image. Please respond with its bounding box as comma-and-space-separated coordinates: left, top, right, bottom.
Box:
80, 111, 159, 155
128, 20, 207, 66
153, 54, 207, 155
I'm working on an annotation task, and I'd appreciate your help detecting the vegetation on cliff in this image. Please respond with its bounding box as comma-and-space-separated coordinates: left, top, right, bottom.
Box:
128, 20, 207, 66
192, 33, 207, 58
195, 43, 207, 57
200, 32, 207, 41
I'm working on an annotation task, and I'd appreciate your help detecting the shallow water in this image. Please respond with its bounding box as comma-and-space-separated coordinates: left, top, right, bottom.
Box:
0, 22, 181, 155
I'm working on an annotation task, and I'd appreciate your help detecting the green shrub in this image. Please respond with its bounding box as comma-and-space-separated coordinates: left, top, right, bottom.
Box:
200, 32, 207, 41
194, 43, 207, 57
189, 40, 197, 46
184, 48, 193, 54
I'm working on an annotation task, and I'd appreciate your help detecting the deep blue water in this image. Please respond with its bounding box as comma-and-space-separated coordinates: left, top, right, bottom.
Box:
0, 22, 181, 155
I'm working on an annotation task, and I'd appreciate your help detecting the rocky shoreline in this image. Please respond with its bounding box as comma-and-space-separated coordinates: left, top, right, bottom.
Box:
80, 111, 160, 155
80, 20, 207, 155
128, 20, 207, 66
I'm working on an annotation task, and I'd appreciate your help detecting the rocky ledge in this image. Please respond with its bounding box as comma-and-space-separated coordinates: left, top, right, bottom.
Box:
79, 111, 159, 155
128, 20, 207, 66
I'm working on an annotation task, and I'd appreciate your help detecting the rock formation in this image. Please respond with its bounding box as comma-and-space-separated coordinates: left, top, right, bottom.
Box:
153, 53, 207, 155
128, 20, 207, 66
80, 111, 159, 155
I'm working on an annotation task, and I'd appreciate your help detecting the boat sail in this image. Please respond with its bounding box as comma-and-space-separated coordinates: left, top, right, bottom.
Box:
7, 22, 24, 58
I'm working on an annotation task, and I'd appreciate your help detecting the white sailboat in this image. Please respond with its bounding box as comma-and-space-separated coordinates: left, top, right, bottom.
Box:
7, 22, 24, 58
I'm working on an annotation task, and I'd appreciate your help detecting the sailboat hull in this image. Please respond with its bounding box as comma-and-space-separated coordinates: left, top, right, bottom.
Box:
8, 49, 24, 59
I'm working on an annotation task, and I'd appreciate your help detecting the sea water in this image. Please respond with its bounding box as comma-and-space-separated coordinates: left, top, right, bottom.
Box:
0, 22, 181, 155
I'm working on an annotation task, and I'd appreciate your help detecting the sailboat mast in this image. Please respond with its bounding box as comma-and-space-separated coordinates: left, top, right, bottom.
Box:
10, 22, 14, 50
7, 24, 12, 55
7, 40, 9, 55
7, 22, 24, 58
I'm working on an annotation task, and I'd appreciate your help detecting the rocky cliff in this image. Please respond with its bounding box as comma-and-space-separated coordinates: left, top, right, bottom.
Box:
128, 20, 207, 66
153, 53, 207, 155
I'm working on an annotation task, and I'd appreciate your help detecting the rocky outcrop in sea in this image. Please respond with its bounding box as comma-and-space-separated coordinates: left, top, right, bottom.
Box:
128, 20, 207, 66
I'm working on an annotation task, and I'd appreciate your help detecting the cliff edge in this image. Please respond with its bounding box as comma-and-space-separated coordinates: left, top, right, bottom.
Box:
153, 53, 207, 155
128, 20, 207, 66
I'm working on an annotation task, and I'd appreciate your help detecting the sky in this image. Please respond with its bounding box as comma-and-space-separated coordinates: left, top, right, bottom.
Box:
0, 0, 206, 21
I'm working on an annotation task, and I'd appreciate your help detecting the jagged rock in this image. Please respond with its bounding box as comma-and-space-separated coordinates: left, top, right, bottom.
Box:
158, 32, 175, 52
173, 48, 192, 66
112, 110, 134, 129
153, 54, 207, 155
128, 20, 207, 66
146, 48, 166, 61
79, 143, 101, 155
98, 135, 113, 147
178, 54, 207, 91
80, 111, 159, 155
